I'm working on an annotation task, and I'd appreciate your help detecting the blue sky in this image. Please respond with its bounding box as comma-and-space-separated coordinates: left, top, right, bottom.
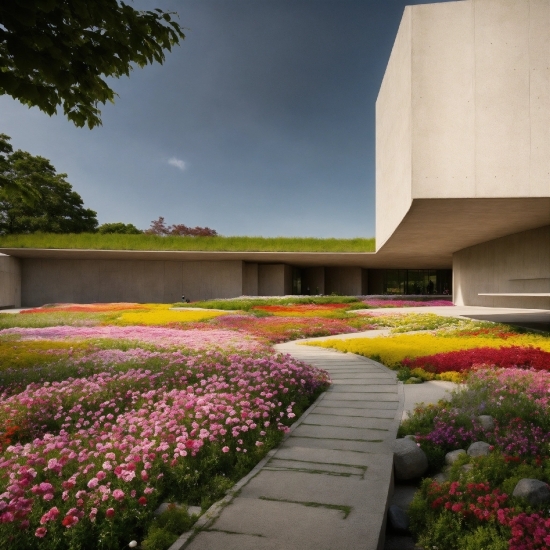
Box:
0, 0, 451, 238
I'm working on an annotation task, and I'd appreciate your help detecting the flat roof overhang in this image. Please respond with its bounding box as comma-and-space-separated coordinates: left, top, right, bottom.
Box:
2, 197, 548, 270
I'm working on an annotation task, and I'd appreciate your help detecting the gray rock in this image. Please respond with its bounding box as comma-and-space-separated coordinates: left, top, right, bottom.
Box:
461, 464, 474, 472
393, 438, 428, 480
512, 479, 550, 506
467, 441, 491, 457
155, 503, 201, 518
390, 485, 417, 510
387, 504, 410, 533
432, 472, 449, 483
445, 449, 466, 465
477, 415, 495, 430
404, 435, 417, 442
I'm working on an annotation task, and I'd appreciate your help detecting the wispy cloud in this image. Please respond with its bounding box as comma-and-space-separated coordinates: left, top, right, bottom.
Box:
168, 157, 187, 171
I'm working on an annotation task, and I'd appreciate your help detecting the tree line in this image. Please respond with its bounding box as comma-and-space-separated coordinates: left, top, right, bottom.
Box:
0, 134, 217, 237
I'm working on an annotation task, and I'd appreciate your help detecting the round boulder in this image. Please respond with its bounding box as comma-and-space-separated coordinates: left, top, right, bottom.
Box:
445, 449, 466, 466
477, 415, 495, 431
467, 441, 491, 457
387, 504, 410, 533
392, 438, 428, 480
512, 479, 550, 506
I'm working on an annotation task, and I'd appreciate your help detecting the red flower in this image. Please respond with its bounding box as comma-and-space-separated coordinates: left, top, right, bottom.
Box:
105, 508, 115, 519
35, 527, 47, 538
61, 515, 78, 528
138, 496, 147, 506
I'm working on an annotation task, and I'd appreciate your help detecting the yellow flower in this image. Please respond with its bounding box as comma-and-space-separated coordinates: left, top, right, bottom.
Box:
305, 333, 550, 368
110, 309, 229, 326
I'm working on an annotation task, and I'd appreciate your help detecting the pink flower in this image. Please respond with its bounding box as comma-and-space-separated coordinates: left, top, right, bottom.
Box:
87, 477, 99, 489
35, 527, 47, 538
112, 489, 125, 501
105, 508, 115, 518
222, 446, 230, 453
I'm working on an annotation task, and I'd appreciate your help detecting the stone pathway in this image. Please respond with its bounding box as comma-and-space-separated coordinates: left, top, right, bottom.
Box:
184, 340, 403, 550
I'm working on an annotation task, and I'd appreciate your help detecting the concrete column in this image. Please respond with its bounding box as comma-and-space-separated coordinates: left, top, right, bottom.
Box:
302, 267, 325, 295
243, 263, 258, 296
258, 264, 292, 296
0, 255, 21, 308
325, 267, 363, 296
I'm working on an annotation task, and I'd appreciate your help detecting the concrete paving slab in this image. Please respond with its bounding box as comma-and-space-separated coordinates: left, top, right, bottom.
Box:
239, 468, 392, 508
317, 400, 399, 410
283, 436, 390, 453
314, 407, 398, 418
194, 498, 384, 550
266, 458, 367, 477
322, 392, 399, 402
304, 414, 394, 430
273, 445, 380, 467
330, 384, 399, 392
292, 424, 389, 441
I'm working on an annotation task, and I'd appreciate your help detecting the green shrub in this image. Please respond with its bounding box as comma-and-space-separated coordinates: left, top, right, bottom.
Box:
142, 504, 193, 550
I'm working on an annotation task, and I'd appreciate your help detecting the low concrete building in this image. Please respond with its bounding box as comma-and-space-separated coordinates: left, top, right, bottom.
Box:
1, 0, 548, 309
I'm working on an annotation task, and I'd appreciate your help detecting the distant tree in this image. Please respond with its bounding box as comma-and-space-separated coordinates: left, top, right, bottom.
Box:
0, 1, 185, 128
146, 216, 218, 237
98, 222, 142, 235
0, 141, 97, 234
0, 133, 39, 203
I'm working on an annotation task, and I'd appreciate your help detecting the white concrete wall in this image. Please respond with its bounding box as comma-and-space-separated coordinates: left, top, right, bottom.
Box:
453, 226, 550, 309
0, 255, 21, 308
377, 0, 550, 244
376, 6, 413, 249
20, 259, 245, 306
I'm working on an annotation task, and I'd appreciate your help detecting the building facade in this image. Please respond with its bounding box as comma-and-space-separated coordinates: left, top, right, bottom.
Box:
1, 0, 549, 309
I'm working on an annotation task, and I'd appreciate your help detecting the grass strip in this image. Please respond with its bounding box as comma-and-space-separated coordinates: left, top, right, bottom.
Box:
0, 233, 375, 252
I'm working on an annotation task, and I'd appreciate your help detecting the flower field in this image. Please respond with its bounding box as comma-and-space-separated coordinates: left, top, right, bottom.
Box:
0, 303, 333, 549
2, 301, 548, 549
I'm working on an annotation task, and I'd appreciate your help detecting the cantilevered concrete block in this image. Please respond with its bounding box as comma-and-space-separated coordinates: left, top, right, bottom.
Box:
376, 0, 550, 251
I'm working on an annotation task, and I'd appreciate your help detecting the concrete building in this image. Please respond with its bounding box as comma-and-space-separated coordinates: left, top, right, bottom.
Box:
1, 0, 549, 309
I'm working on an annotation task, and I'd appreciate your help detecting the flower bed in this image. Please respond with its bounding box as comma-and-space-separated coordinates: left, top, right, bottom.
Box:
252, 303, 353, 318
1, 326, 258, 350
306, 330, 550, 375
401, 368, 550, 549
211, 314, 377, 343
362, 299, 453, 308
0, 347, 329, 549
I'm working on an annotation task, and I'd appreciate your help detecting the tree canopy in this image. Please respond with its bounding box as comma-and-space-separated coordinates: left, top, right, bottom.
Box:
0, 135, 97, 234
146, 217, 218, 237
0, 0, 185, 128
98, 222, 141, 234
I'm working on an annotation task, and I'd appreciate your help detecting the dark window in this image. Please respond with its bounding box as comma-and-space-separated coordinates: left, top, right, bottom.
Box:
381, 269, 452, 295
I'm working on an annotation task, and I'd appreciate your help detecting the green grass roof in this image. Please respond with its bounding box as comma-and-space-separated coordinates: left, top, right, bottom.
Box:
0, 233, 376, 253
